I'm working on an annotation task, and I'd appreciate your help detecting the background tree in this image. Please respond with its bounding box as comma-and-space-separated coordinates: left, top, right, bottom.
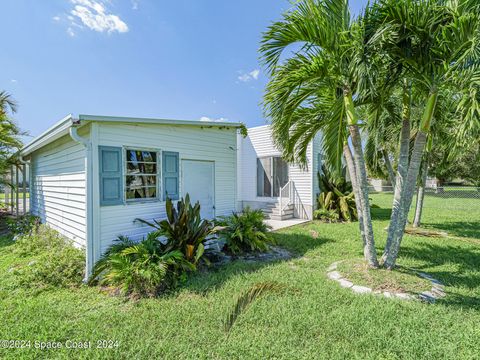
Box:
367, 0, 480, 268
0, 91, 22, 190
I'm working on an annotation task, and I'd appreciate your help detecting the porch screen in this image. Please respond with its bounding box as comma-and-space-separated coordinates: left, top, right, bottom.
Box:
257, 156, 288, 197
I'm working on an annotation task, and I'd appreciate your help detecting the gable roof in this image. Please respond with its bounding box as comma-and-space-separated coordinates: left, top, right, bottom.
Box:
21, 114, 243, 156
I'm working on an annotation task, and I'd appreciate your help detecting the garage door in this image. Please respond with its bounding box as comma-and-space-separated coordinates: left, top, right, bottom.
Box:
182, 160, 215, 219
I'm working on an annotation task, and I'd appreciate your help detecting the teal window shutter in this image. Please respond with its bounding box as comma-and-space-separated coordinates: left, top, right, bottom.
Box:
99, 146, 124, 206
162, 151, 179, 200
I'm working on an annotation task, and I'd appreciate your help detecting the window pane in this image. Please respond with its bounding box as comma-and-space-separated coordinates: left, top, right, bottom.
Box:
126, 175, 157, 188
127, 162, 157, 174
257, 157, 272, 197
126, 187, 157, 199
126, 150, 157, 163
273, 157, 289, 197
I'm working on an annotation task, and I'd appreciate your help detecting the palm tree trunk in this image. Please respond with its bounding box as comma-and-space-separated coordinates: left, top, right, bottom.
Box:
343, 143, 365, 245
383, 82, 411, 262
413, 156, 428, 227
384, 91, 438, 269
344, 91, 378, 267
382, 149, 396, 188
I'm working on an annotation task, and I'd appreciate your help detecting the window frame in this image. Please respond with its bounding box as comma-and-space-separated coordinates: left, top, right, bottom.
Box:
123, 146, 161, 203
256, 155, 289, 198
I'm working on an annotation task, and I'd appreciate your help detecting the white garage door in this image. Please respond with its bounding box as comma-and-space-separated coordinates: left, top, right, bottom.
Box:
182, 160, 215, 219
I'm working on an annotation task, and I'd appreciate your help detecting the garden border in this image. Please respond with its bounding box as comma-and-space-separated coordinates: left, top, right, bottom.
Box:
327, 261, 446, 303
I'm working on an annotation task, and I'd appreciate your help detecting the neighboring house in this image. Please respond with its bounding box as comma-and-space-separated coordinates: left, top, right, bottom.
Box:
238, 125, 323, 221
20, 114, 241, 275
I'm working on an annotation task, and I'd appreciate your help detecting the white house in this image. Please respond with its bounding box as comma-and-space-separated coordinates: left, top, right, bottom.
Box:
20, 114, 241, 275
20, 116, 322, 275
238, 125, 323, 221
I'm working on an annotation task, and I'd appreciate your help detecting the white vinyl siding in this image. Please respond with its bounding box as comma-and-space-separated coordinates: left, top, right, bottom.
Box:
239, 125, 315, 218
30, 132, 87, 246
312, 132, 324, 208
96, 123, 238, 254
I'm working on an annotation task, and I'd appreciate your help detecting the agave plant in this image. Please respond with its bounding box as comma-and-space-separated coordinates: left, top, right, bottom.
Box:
135, 194, 218, 265
88, 233, 194, 297
315, 165, 357, 222
217, 207, 273, 255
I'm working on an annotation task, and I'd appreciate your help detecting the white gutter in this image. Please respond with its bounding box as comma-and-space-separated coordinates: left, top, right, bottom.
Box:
69, 121, 94, 281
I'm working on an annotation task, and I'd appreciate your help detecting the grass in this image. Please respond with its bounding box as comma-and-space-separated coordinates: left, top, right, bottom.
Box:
336, 259, 432, 293
0, 193, 479, 359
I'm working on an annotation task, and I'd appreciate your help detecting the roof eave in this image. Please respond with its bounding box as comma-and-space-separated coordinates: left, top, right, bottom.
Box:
78, 114, 243, 128
20, 114, 76, 156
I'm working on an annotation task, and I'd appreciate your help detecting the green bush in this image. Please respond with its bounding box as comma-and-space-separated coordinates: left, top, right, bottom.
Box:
135, 194, 218, 265
313, 208, 340, 223
89, 233, 194, 297
11, 225, 85, 290
217, 207, 273, 255
6, 214, 40, 235
316, 165, 357, 222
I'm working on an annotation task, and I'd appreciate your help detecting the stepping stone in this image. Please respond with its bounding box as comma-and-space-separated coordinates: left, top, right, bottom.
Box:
327, 262, 339, 271
338, 279, 353, 288
383, 291, 394, 298
395, 293, 413, 300
419, 291, 436, 303
351, 285, 372, 294
327, 271, 342, 280
431, 287, 446, 297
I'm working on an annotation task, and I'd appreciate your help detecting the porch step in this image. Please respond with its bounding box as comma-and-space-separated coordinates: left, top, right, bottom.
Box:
261, 203, 294, 220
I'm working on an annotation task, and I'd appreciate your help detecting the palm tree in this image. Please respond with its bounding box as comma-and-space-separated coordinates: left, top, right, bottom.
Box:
0, 91, 21, 190
368, 0, 480, 268
260, 0, 390, 267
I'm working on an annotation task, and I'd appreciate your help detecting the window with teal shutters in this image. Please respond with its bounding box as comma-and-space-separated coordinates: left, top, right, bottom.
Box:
99, 146, 124, 206
162, 151, 179, 200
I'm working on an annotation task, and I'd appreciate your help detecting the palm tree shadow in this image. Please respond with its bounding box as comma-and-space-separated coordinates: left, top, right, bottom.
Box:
423, 221, 480, 239
181, 233, 332, 295
399, 242, 480, 309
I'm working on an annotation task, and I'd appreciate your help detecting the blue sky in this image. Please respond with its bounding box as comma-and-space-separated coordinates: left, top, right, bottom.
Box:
1, 0, 368, 142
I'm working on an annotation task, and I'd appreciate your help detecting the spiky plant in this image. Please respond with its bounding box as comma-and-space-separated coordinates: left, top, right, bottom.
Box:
315, 164, 357, 222
135, 194, 218, 265
88, 232, 194, 297
217, 207, 273, 255
224, 282, 289, 332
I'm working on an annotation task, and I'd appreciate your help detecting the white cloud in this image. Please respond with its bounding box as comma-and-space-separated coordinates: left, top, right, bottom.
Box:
52, 16, 61, 21
131, 0, 139, 10
10, 79, 17, 83
237, 69, 260, 82
67, 27, 76, 37
68, 0, 129, 34
200, 116, 228, 123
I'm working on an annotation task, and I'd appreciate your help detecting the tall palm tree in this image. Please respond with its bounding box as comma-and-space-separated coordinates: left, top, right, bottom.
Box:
368, 0, 480, 268
260, 0, 392, 267
0, 91, 21, 190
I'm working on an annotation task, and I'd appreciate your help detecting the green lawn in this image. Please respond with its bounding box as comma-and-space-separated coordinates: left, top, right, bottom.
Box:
1, 194, 479, 359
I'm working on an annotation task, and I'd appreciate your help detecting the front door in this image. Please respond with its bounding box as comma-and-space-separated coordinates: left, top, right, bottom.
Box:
182, 160, 215, 219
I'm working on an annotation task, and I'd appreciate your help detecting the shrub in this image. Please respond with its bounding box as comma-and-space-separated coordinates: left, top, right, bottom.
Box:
89, 233, 194, 297
313, 208, 340, 223
217, 207, 273, 255
316, 165, 357, 222
14, 224, 67, 256
6, 214, 40, 235
11, 225, 85, 290
135, 194, 218, 265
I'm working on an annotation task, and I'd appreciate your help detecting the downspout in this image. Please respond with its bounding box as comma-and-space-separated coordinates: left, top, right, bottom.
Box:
69, 120, 94, 281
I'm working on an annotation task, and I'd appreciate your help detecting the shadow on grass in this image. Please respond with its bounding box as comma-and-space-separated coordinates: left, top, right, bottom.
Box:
399, 242, 480, 309
182, 233, 332, 295
423, 221, 480, 239
370, 207, 392, 221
